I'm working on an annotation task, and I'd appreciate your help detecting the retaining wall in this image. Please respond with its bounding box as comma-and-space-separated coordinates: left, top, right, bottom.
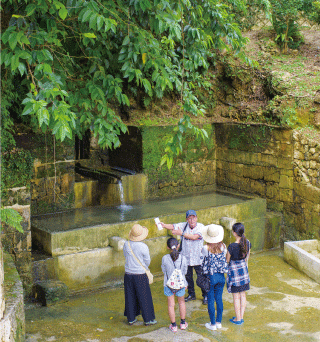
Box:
215, 123, 320, 241
0, 252, 25, 342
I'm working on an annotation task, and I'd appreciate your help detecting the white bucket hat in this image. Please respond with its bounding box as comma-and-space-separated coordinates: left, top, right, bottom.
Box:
128, 224, 149, 242
201, 224, 224, 243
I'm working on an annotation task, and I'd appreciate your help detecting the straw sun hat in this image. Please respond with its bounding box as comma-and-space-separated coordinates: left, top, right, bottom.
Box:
128, 224, 149, 242
201, 224, 224, 243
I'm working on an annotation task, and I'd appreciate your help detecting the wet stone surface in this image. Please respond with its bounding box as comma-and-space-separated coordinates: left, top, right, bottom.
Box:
25, 249, 320, 342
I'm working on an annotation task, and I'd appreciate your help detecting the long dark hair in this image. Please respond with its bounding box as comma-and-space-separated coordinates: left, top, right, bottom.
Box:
232, 222, 248, 258
167, 237, 180, 262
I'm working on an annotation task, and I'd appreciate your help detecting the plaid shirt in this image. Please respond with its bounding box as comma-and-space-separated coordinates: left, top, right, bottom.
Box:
227, 259, 250, 293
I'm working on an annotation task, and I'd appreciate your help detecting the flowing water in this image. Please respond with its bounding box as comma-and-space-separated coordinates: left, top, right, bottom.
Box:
117, 180, 133, 221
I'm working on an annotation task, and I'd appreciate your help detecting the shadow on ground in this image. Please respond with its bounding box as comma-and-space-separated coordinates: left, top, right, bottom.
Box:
25, 249, 320, 342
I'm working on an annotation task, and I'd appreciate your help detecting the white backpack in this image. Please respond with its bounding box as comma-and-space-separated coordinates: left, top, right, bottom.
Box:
166, 258, 185, 290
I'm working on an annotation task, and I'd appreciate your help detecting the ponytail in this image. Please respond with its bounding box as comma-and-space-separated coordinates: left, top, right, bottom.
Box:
167, 237, 180, 262
232, 222, 248, 258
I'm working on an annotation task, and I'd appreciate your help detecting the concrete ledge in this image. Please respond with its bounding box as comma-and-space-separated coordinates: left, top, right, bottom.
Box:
0, 253, 25, 342
33, 196, 267, 256
284, 240, 320, 284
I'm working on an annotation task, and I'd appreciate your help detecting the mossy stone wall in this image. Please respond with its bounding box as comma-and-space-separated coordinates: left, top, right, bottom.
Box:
292, 131, 320, 240
0, 252, 25, 342
215, 123, 320, 242
141, 124, 216, 198
29, 133, 75, 215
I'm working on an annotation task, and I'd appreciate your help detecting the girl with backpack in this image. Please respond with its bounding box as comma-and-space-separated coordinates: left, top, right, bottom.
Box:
226, 222, 251, 325
161, 237, 188, 332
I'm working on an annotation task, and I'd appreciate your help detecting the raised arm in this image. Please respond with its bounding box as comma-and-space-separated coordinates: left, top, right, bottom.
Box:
160, 222, 174, 230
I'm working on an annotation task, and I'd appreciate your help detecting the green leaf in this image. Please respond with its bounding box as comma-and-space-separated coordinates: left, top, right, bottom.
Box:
8, 32, 18, 50
11, 55, 20, 71
25, 3, 37, 16
43, 63, 53, 74
18, 62, 27, 76
123, 35, 130, 45
42, 49, 53, 61
83, 33, 97, 38
1, 208, 23, 233
59, 7, 68, 20
82, 9, 92, 22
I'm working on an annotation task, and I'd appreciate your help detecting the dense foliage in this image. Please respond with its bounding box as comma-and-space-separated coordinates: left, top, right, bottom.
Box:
1, 0, 252, 165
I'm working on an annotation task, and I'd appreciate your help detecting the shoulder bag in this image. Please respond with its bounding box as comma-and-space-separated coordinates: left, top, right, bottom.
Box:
128, 241, 154, 284
178, 223, 188, 252
196, 254, 211, 293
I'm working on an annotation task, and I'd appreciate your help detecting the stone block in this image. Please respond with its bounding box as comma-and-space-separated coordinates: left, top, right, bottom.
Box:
242, 165, 264, 180
276, 158, 292, 169
279, 175, 293, 189
279, 188, 294, 202
249, 179, 266, 196
260, 154, 278, 167
32, 280, 69, 306
273, 129, 292, 143
109, 237, 126, 251
266, 184, 280, 200
263, 166, 280, 182
264, 212, 282, 249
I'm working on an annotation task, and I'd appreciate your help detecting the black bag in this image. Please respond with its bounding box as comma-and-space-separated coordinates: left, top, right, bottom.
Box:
196, 254, 210, 292
178, 223, 188, 252
196, 272, 210, 293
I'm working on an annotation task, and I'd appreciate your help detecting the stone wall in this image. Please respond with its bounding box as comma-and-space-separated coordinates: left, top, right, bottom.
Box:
215, 123, 320, 241
29, 134, 75, 215
292, 131, 320, 239
0, 252, 25, 342
1, 187, 32, 295
0, 238, 5, 320
141, 125, 216, 198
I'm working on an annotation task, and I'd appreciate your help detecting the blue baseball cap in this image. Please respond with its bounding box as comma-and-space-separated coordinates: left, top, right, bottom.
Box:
186, 210, 197, 218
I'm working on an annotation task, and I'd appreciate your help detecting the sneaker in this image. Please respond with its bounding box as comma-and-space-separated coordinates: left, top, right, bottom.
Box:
229, 318, 243, 325
169, 324, 178, 332
216, 322, 222, 329
185, 295, 196, 302
128, 319, 137, 325
202, 296, 208, 305
180, 322, 188, 330
231, 317, 244, 323
205, 322, 217, 331
145, 320, 157, 326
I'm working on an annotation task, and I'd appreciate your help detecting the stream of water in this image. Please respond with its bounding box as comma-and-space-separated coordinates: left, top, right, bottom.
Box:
117, 180, 133, 221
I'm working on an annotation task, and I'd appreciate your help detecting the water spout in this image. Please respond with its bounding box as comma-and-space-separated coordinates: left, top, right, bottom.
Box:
117, 180, 132, 221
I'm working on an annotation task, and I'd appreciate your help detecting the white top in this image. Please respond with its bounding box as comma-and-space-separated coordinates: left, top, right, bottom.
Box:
173, 222, 204, 266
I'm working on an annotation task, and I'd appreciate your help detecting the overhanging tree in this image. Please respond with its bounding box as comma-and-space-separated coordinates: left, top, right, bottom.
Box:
1, 0, 251, 167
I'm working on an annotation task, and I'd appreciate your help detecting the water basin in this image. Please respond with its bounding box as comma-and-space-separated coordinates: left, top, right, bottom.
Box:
32, 190, 249, 233
284, 239, 320, 284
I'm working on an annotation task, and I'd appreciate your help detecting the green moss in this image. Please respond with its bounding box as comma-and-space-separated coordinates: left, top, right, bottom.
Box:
141, 125, 215, 195
227, 124, 273, 152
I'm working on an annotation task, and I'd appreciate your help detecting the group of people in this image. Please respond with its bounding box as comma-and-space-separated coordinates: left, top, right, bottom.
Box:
123, 209, 251, 332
